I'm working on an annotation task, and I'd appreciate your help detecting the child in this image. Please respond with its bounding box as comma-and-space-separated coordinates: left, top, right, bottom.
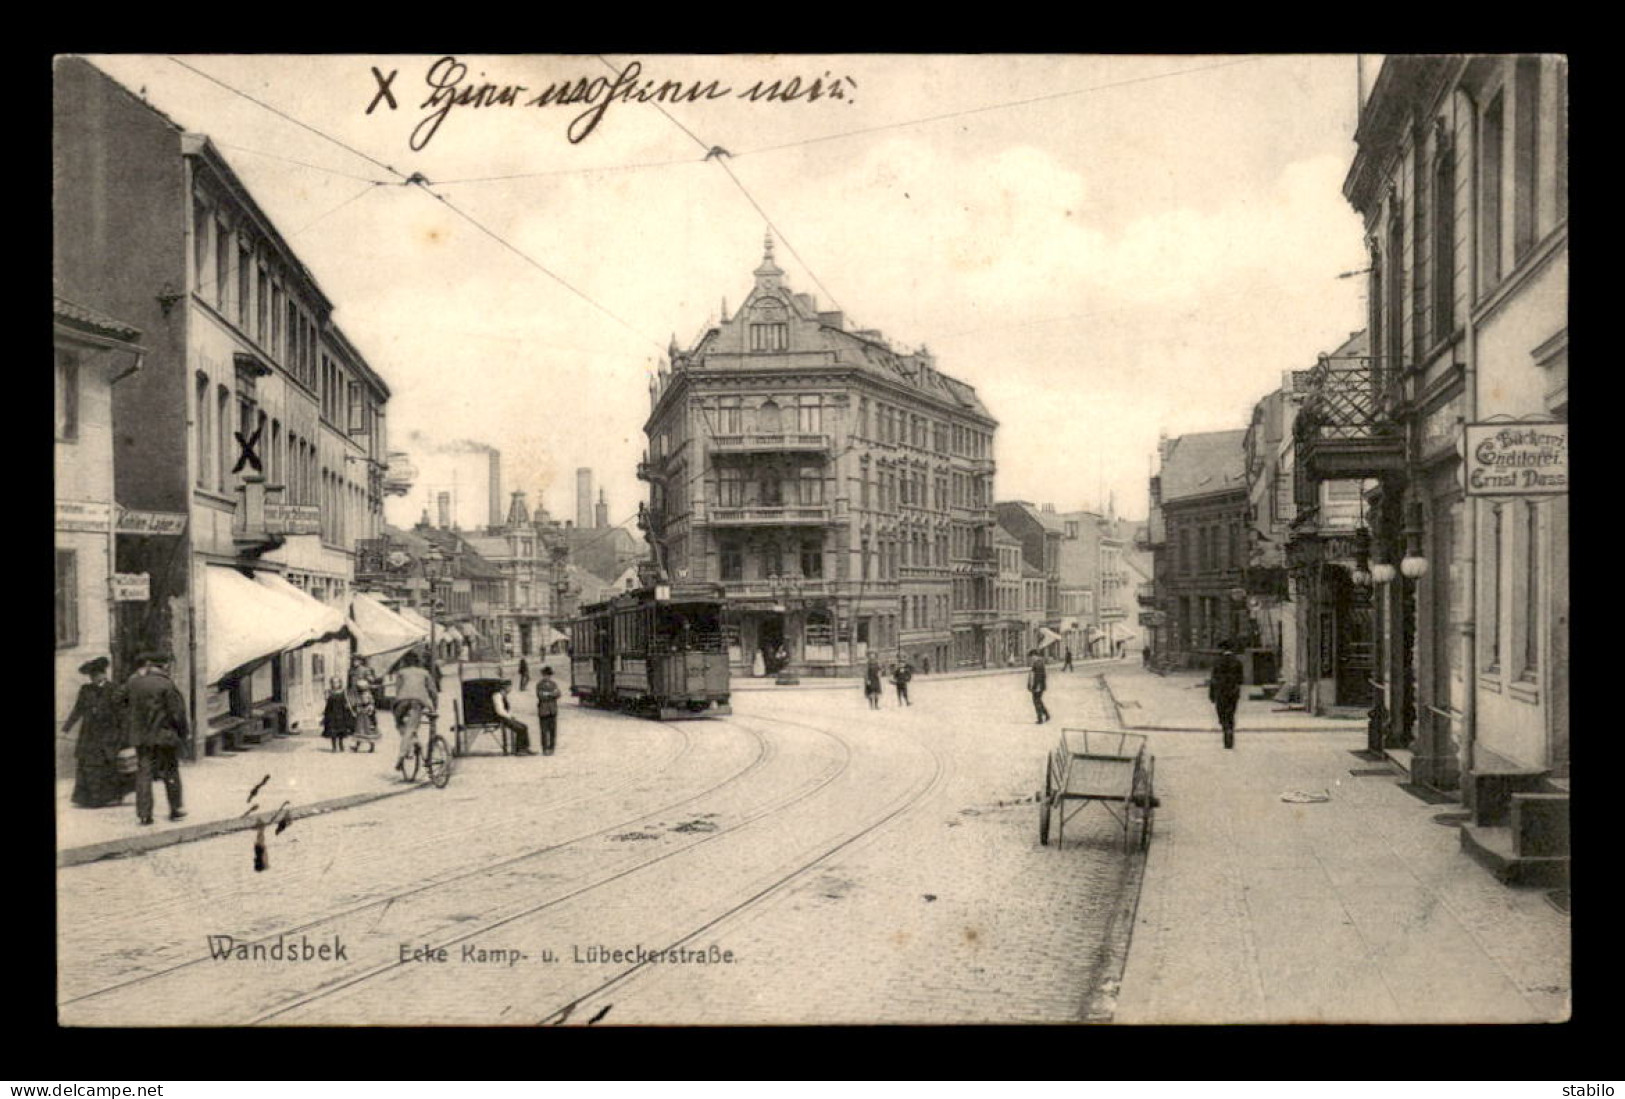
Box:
322, 676, 355, 752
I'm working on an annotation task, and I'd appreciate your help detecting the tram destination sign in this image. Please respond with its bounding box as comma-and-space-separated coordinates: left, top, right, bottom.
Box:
1464, 422, 1568, 496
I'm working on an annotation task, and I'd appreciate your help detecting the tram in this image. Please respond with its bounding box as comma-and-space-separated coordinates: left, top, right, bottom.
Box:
569, 581, 732, 719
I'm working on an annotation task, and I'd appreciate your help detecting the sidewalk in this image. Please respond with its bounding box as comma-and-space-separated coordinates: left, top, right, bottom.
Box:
729, 655, 1127, 690
55, 661, 537, 867
1104, 667, 1365, 732
1101, 674, 1570, 1023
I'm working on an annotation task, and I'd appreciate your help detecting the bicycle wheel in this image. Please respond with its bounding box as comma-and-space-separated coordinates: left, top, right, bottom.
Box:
401, 744, 421, 782
426, 735, 452, 789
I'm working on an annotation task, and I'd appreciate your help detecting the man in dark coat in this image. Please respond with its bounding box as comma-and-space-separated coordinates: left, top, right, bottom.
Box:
892, 658, 913, 706
123, 651, 188, 824
535, 666, 561, 755
1209, 640, 1245, 749
1027, 649, 1051, 724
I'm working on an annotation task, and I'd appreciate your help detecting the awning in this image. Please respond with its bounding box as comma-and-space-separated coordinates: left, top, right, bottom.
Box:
396, 606, 434, 634
349, 592, 429, 674
547, 627, 570, 646
204, 567, 347, 685
1037, 627, 1065, 649
438, 625, 464, 644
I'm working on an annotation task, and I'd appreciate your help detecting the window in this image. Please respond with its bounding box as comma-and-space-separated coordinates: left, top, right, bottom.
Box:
1480, 92, 1504, 289
55, 350, 79, 441
1484, 504, 1503, 671
763, 540, 783, 579
750, 323, 788, 352
798, 395, 822, 434
861, 537, 871, 579
193, 197, 210, 292
286, 300, 299, 369
858, 398, 869, 438
801, 540, 823, 580
216, 385, 231, 492
1413, 134, 1430, 357
237, 244, 252, 328
55, 549, 78, 647
798, 466, 824, 506
215, 219, 231, 309
256, 267, 269, 346
1432, 143, 1456, 342
1512, 56, 1541, 261
720, 397, 741, 434
1521, 501, 1540, 676
270, 420, 282, 486
757, 399, 782, 434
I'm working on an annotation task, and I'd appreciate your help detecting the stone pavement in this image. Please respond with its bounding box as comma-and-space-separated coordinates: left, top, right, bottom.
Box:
1104, 667, 1570, 1024
1104, 668, 1366, 732
56, 661, 537, 866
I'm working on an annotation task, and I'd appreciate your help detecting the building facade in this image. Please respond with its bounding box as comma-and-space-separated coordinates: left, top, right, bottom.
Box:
1308, 54, 1567, 868
1146, 431, 1250, 669
641, 236, 999, 678
55, 57, 394, 747
995, 501, 1064, 659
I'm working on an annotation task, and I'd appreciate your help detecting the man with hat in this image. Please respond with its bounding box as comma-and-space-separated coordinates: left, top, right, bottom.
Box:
123, 650, 189, 825
1208, 639, 1245, 750
490, 678, 532, 756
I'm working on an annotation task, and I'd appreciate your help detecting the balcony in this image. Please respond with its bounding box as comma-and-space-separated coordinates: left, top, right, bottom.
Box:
1136, 582, 1156, 607
952, 608, 998, 624
710, 432, 832, 455
1294, 354, 1405, 483
707, 504, 834, 526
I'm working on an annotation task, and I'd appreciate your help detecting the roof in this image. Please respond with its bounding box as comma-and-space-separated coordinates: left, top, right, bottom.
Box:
53, 295, 142, 343
993, 526, 1022, 545
1158, 430, 1247, 503
1021, 564, 1046, 579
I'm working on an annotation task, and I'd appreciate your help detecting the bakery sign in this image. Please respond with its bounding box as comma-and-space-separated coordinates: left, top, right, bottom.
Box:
1464, 422, 1568, 496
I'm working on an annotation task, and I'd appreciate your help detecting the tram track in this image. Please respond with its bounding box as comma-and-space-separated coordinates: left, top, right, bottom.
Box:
60, 713, 767, 1011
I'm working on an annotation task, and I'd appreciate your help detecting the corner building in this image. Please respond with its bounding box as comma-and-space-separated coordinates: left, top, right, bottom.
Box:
642, 237, 999, 677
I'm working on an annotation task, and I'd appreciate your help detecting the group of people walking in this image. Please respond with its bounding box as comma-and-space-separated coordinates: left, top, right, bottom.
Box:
62, 652, 189, 826
862, 654, 914, 709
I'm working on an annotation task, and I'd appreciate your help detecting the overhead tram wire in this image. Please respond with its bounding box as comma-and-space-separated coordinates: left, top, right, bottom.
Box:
290, 180, 384, 237
211, 141, 394, 184
593, 54, 847, 319
166, 57, 669, 359
728, 55, 1263, 161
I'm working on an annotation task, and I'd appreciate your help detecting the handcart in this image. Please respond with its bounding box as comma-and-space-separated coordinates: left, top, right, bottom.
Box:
449, 661, 513, 758
1039, 728, 1155, 853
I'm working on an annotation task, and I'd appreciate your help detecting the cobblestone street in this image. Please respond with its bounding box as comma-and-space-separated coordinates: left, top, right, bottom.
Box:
58, 668, 1144, 1026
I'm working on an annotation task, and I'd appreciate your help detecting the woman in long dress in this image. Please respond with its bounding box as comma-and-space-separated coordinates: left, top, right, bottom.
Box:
346, 656, 381, 752
63, 656, 130, 807
322, 677, 356, 751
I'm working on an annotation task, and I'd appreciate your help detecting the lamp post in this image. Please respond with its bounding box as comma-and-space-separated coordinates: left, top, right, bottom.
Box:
423, 545, 449, 680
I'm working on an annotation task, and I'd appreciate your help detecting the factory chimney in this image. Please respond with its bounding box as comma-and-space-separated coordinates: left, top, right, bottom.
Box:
437, 491, 452, 530
595, 488, 609, 529
488, 449, 502, 530
576, 468, 593, 529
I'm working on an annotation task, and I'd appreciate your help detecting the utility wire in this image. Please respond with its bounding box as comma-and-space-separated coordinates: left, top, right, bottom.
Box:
212, 140, 394, 183
168, 56, 408, 181
730, 56, 1262, 160
291, 181, 383, 237
431, 156, 703, 185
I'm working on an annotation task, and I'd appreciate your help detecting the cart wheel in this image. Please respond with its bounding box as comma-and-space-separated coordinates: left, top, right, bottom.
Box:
1039, 797, 1052, 846
426, 735, 452, 789
401, 745, 421, 782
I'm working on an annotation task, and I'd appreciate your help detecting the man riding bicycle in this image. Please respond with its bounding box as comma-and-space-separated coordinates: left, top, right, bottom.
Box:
391, 651, 439, 779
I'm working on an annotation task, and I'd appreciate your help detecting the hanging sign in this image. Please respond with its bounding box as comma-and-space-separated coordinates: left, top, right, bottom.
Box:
56, 500, 111, 532
1464, 422, 1568, 495
115, 509, 187, 535
110, 573, 150, 601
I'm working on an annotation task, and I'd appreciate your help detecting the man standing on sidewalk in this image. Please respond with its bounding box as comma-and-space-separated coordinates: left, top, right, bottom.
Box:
1027, 649, 1051, 724
123, 652, 188, 825
535, 666, 561, 755
1209, 640, 1245, 749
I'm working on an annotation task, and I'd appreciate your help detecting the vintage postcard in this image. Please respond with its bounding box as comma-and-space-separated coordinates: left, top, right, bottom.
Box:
53, 53, 1569, 1026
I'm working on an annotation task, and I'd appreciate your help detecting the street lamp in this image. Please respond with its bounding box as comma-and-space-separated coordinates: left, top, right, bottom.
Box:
423, 545, 449, 672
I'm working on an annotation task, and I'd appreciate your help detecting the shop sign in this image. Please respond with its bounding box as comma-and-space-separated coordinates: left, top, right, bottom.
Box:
264, 503, 321, 535
1464, 422, 1568, 496
115, 509, 187, 535
110, 572, 150, 602
56, 500, 111, 532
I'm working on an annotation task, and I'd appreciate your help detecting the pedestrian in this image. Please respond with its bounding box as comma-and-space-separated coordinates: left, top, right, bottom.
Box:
1209, 640, 1245, 749
492, 679, 532, 755
1027, 648, 1051, 724
321, 676, 355, 752
391, 651, 439, 779
123, 651, 188, 825
1117, 639, 1127, 660
535, 665, 561, 755
63, 656, 131, 808
1142, 644, 1153, 668
892, 657, 913, 706
518, 657, 530, 692
1063, 647, 1074, 672
347, 656, 380, 753
863, 654, 883, 710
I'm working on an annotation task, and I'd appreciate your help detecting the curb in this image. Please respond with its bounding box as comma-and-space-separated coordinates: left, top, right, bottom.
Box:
1097, 674, 1364, 735
58, 782, 426, 868
730, 658, 1128, 691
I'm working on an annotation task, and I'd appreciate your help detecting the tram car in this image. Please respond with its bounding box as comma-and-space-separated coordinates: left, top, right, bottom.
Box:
569, 581, 732, 719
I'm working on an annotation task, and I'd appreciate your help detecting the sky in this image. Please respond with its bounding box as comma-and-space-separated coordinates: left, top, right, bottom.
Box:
81, 53, 1370, 532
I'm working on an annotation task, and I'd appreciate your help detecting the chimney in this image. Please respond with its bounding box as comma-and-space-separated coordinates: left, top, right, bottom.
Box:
818, 311, 845, 330
488, 449, 502, 529
595, 488, 609, 529
437, 491, 451, 530
576, 468, 593, 530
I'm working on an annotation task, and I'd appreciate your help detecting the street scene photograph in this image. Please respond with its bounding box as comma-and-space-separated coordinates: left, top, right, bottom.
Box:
52, 53, 1569, 1027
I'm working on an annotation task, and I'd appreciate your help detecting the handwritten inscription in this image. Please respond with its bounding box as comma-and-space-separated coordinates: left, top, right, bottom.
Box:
394, 56, 857, 151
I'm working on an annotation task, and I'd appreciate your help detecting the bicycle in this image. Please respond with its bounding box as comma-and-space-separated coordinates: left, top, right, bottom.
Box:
400, 708, 453, 789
